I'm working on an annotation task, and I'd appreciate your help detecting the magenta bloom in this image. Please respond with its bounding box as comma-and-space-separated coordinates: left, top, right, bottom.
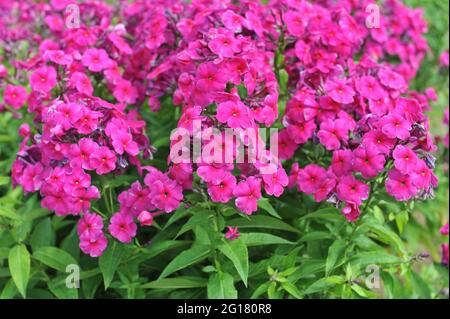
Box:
75, 108, 102, 134
69, 138, 99, 170
30, 66, 57, 93
381, 113, 411, 140
221, 10, 243, 31
41, 188, 71, 216
331, 150, 353, 177
196, 62, 227, 93
137, 211, 154, 227
113, 79, 138, 104
356, 76, 386, 100
410, 159, 433, 190
298, 165, 327, 194
325, 79, 355, 104
216, 101, 253, 129
441, 244, 449, 266
341, 201, 361, 222
284, 11, 304, 36
90, 147, 116, 175
150, 179, 183, 213
362, 129, 395, 155
234, 177, 262, 215
385, 169, 417, 201
77, 212, 104, 238
393, 145, 418, 174
111, 131, 139, 156
21, 163, 44, 192
118, 181, 152, 216
4, 85, 28, 109
207, 172, 236, 203
209, 34, 240, 58
262, 168, 289, 198
108, 212, 137, 244
353, 146, 386, 179
314, 176, 336, 203
82, 48, 111, 73
79, 232, 108, 258
440, 223, 449, 236
71, 186, 100, 214
225, 226, 240, 241
317, 119, 349, 150
337, 175, 369, 205
64, 169, 91, 194
378, 69, 406, 90
69, 72, 93, 96
287, 120, 316, 145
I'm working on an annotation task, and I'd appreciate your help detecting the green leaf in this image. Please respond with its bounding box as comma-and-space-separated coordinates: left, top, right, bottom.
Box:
250, 282, 270, 299
240, 233, 294, 247
0, 176, 10, 186
281, 282, 303, 299
99, 241, 126, 289
325, 239, 347, 275
141, 277, 207, 289
350, 251, 405, 268
409, 271, 431, 299
8, 244, 30, 298
351, 284, 378, 298
301, 207, 343, 222
228, 215, 299, 233
305, 276, 345, 295
278, 69, 289, 96
175, 210, 211, 238
299, 231, 332, 242
258, 198, 281, 219
365, 224, 408, 257
395, 211, 409, 234
48, 277, 78, 299
207, 272, 237, 299
0, 279, 18, 299
30, 218, 54, 251
159, 244, 210, 279
218, 239, 249, 286
0, 207, 22, 220
33, 247, 77, 272
145, 240, 191, 259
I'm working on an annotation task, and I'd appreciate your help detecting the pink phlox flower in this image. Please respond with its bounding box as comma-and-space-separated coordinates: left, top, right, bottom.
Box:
89, 147, 117, 175
298, 165, 327, 195
331, 149, 354, 177
317, 119, 350, 150
336, 175, 370, 205
234, 177, 262, 215
353, 146, 386, 179
207, 171, 237, 203
325, 78, 355, 104
108, 212, 137, 244
225, 226, 240, 240
341, 201, 361, 222
150, 178, 183, 213
77, 212, 104, 238
216, 101, 253, 129
262, 168, 289, 198
82, 48, 112, 72
393, 145, 418, 174
4, 85, 28, 109
385, 169, 417, 201
30, 66, 57, 93
79, 232, 108, 258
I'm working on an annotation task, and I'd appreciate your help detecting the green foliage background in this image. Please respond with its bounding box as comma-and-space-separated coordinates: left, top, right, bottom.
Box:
0, 0, 448, 299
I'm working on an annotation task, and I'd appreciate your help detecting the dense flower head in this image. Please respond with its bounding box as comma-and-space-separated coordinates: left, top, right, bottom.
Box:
1, 0, 439, 258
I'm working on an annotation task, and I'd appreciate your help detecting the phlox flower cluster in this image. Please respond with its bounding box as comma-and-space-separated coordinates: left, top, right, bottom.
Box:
269, 0, 437, 221
0, 0, 440, 257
